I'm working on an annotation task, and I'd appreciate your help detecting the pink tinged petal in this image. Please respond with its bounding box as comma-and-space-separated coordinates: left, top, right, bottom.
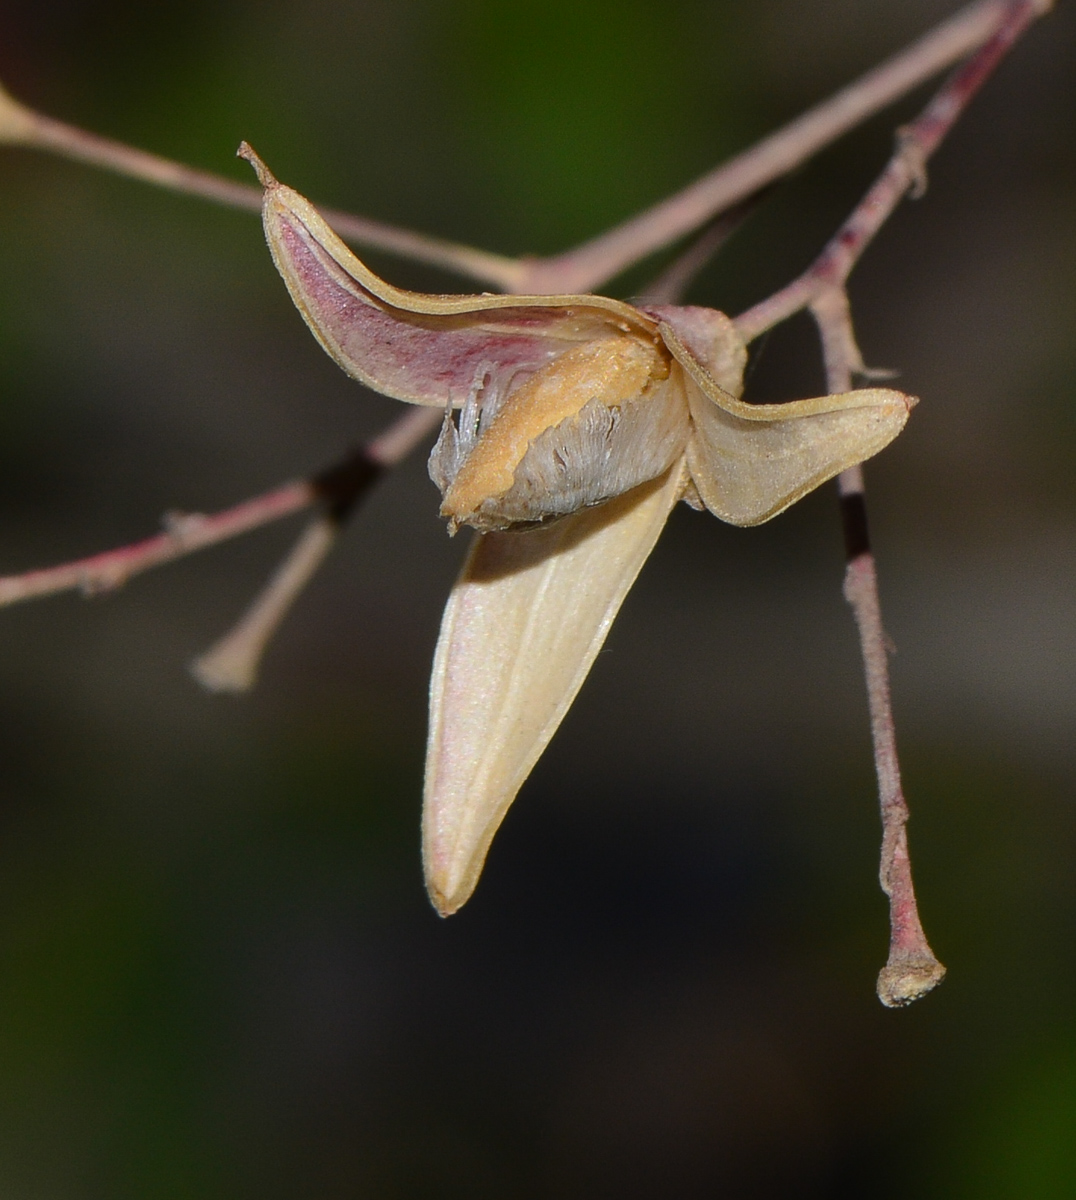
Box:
645, 305, 748, 397
423, 463, 687, 915
242, 146, 661, 407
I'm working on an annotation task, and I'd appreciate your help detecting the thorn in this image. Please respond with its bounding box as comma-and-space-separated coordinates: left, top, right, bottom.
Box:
854, 364, 901, 383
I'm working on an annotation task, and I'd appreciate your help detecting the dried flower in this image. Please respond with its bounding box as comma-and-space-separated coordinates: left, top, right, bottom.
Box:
241, 144, 914, 915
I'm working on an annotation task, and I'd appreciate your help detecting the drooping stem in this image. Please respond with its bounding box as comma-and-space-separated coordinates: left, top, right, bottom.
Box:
808, 298, 946, 1004
725, 1, 1053, 1005
191, 516, 340, 692
840, 468, 946, 1006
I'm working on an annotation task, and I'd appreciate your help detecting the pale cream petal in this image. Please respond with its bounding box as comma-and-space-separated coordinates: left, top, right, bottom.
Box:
655, 316, 914, 525
684, 373, 914, 526
423, 463, 686, 914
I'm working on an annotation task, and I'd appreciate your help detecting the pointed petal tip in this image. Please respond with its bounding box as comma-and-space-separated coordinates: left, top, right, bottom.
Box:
425, 872, 472, 918
237, 141, 277, 189
875, 387, 917, 415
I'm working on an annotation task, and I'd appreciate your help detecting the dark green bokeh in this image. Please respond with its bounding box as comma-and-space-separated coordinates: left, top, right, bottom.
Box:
1, 2, 1075, 1195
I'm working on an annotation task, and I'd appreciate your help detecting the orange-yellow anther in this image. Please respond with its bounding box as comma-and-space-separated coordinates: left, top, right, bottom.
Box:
440, 333, 667, 522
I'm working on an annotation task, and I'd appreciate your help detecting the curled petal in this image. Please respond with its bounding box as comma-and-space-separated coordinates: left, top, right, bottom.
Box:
423, 463, 686, 914
659, 320, 915, 526
645, 304, 748, 397
240, 144, 661, 408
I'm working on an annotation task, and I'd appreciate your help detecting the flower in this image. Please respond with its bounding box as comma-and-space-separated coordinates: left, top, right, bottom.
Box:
240, 144, 914, 916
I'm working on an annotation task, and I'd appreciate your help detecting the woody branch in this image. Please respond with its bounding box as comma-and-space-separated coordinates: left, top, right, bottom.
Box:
0, 0, 1044, 293
732, 0, 1047, 1005
0, 406, 439, 610
0, 0, 1054, 807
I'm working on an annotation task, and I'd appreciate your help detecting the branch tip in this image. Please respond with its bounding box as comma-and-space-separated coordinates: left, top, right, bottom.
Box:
0, 78, 35, 143
190, 516, 338, 696
877, 951, 947, 1008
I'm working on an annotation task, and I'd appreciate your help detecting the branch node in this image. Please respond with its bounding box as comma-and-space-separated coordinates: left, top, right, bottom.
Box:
311, 448, 384, 521
162, 510, 208, 544
895, 126, 930, 198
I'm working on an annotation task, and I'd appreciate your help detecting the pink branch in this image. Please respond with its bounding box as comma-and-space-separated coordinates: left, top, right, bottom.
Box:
841, 479, 947, 1007
0, 84, 524, 292
522, 0, 1048, 294
0, 481, 314, 607
0, 406, 440, 611
727, 2, 1050, 1004
734, 0, 1050, 342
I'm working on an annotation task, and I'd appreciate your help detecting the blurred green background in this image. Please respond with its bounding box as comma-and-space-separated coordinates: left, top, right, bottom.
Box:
0, 1, 1074, 1195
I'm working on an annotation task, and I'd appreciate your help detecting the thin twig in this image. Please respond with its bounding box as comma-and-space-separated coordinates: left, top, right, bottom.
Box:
0, 481, 315, 607
730, 0, 1050, 1004
521, 0, 1047, 294
2, 0, 1045, 299
0, 406, 440, 611
189, 405, 444, 692
733, 0, 1051, 343
841, 479, 947, 1007
817, 310, 945, 1005
191, 516, 340, 692
814, 0, 1052, 1006
0, 82, 524, 292
827, 315, 945, 1006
